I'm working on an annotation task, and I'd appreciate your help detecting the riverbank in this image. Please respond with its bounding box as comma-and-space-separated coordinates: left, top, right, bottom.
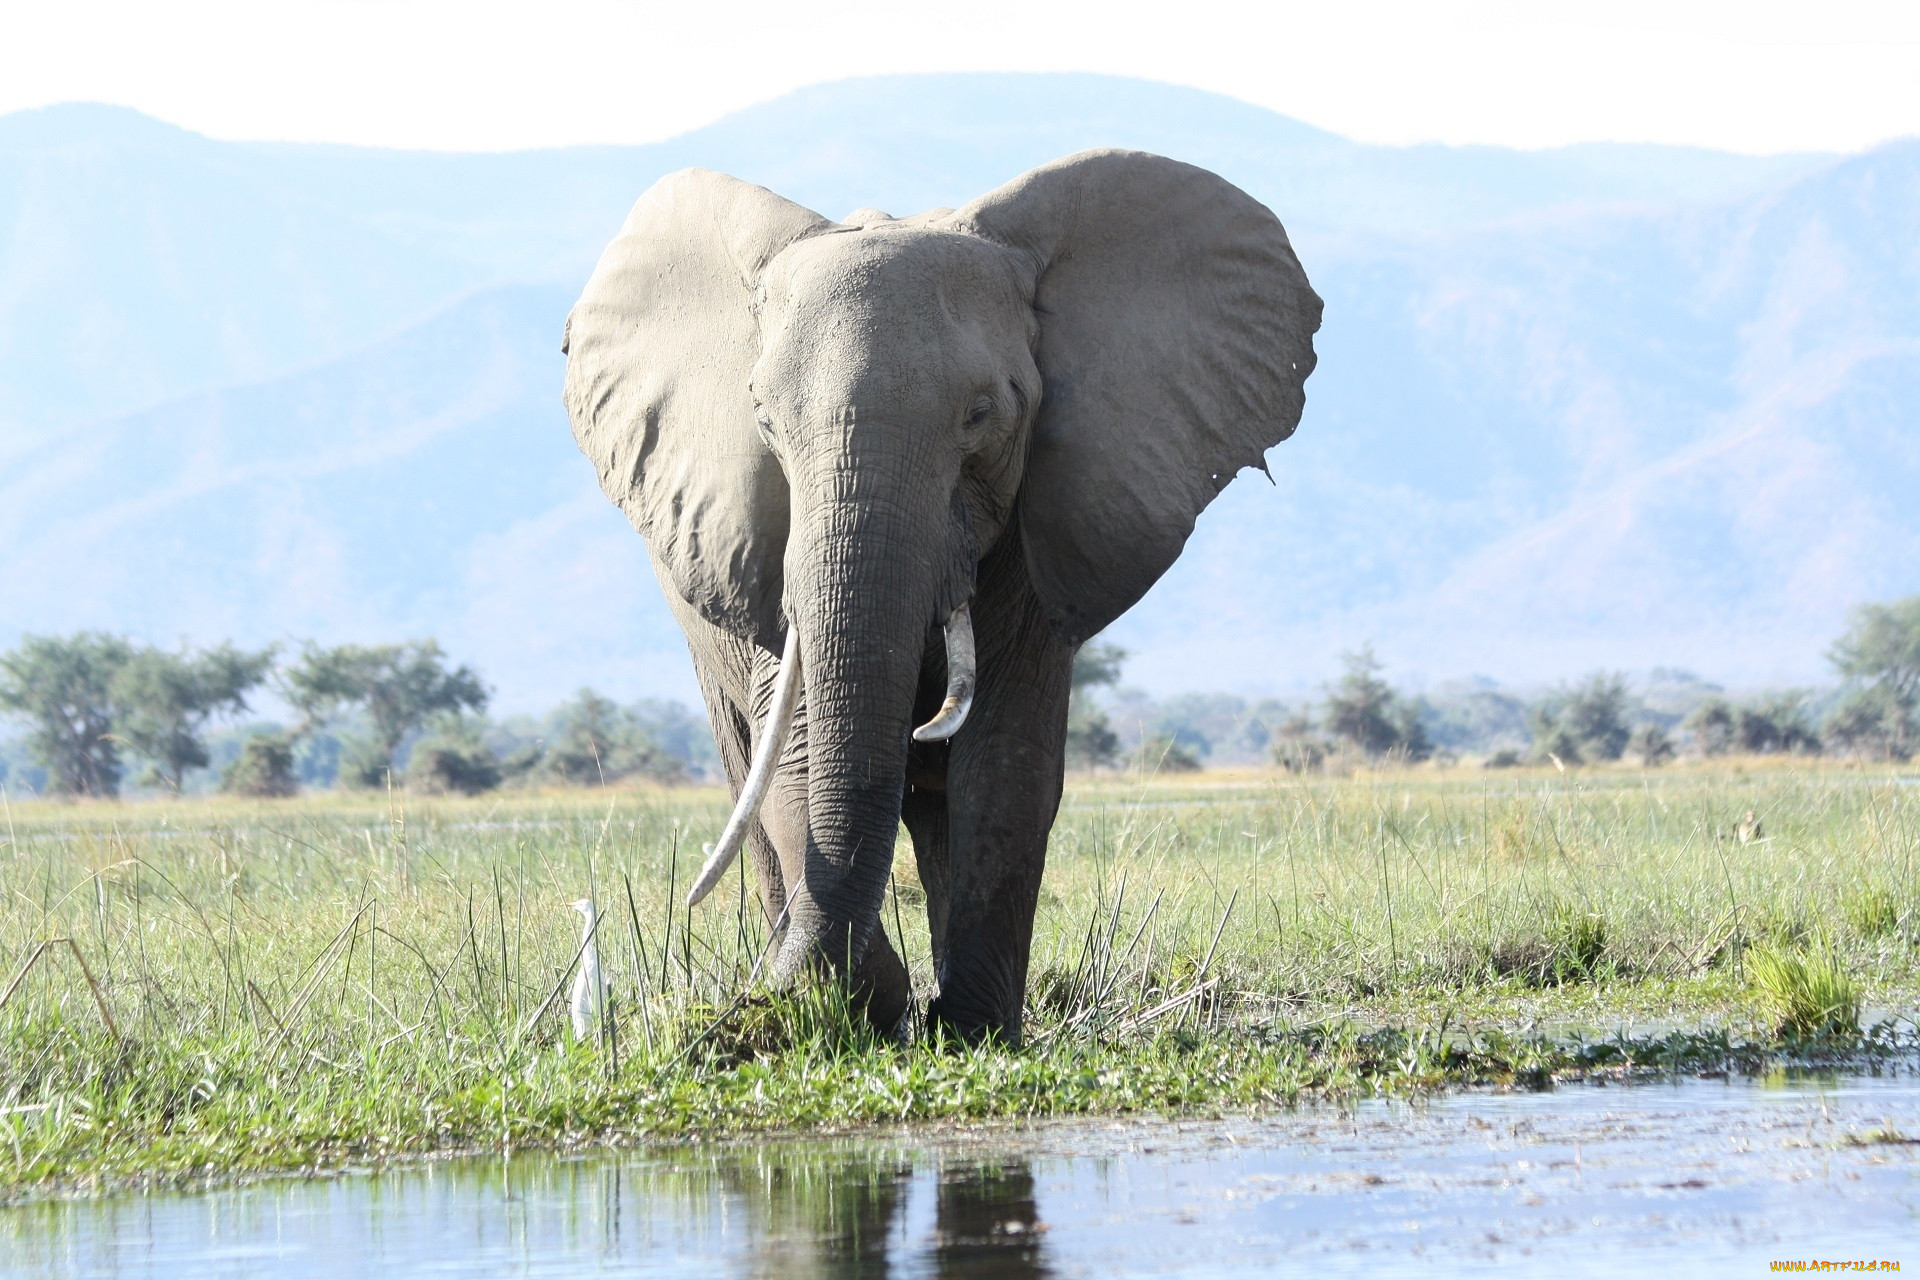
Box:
3, 762, 1916, 1196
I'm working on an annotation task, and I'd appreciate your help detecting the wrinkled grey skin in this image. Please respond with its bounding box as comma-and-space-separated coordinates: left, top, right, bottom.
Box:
564, 150, 1320, 1043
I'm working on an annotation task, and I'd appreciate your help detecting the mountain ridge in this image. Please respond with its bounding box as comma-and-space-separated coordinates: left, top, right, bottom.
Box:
1, 74, 1913, 707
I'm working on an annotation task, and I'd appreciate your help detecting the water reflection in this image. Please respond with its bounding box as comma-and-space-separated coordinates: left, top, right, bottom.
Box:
723, 1148, 1048, 1279
930, 1164, 1048, 1280
0, 1145, 1056, 1279
6, 1076, 1919, 1278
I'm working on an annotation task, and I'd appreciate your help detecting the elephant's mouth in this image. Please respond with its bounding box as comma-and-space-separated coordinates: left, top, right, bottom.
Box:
683, 601, 976, 908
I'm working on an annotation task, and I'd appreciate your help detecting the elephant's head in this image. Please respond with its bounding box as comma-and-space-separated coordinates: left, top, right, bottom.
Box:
563, 150, 1320, 992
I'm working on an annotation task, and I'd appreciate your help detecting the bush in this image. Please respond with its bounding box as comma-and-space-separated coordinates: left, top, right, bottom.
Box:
1134, 733, 1202, 774
409, 743, 502, 796
1486, 905, 1609, 986
219, 734, 298, 798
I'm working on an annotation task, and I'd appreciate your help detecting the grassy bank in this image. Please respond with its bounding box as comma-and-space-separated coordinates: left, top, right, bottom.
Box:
2, 761, 1917, 1195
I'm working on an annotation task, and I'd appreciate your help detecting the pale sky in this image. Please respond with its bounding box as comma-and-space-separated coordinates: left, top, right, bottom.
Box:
3, 0, 1918, 154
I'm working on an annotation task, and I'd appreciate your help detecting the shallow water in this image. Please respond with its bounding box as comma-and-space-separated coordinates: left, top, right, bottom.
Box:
5, 1075, 1916, 1278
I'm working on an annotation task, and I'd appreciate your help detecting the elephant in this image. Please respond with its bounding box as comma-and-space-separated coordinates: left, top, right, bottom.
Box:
562, 148, 1320, 1044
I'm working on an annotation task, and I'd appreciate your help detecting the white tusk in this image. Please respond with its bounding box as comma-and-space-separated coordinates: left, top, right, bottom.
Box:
686, 626, 802, 907
912, 603, 976, 743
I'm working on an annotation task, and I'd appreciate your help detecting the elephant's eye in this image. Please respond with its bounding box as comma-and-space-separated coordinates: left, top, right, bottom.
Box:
962, 397, 994, 429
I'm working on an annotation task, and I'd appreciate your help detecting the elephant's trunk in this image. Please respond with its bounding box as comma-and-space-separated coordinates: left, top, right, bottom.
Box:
772, 448, 958, 984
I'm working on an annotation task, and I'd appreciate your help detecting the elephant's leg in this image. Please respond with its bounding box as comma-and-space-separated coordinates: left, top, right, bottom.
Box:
929, 534, 1073, 1045
672, 598, 789, 929
903, 636, 957, 972
901, 786, 950, 973
663, 589, 909, 1031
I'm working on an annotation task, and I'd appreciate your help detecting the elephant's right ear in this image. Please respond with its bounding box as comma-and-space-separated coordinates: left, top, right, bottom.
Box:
563, 169, 830, 650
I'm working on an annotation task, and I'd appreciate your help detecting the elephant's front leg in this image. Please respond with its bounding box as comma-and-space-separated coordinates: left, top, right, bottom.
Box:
929, 536, 1074, 1045
668, 594, 909, 1031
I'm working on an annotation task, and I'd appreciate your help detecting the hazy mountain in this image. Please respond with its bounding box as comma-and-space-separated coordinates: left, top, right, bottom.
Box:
0, 76, 1821, 440
1, 74, 1913, 707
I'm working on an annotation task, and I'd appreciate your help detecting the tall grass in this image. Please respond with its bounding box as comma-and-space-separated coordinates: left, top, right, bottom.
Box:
1748, 943, 1862, 1038
0, 761, 1914, 1191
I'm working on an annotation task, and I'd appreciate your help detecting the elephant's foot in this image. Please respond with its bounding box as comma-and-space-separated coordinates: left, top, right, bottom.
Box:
925, 987, 1022, 1048
849, 928, 912, 1037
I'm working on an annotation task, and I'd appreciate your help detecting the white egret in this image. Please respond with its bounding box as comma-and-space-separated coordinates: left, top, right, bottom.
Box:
567, 898, 608, 1041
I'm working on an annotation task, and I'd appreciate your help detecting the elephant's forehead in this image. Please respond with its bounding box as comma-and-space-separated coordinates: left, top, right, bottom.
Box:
762, 226, 1022, 321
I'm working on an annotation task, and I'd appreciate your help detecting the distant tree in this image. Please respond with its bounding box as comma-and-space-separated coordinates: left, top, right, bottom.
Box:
1827, 596, 1920, 759
1559, 673, 1631, 762
1529, 673, 1629, 765
545, 688, 684, 785
1269, 710, 1329, 772
1419, 685, 1531, 755
283, 641, 488, 784
1824, 686, 1908, 760
1065, 711, 1121, 770
1134, 732, 1202, 774
629, 699, 718, 778
1392, 702, 1432, 763
1684, 698, 1736, 756
0, 633, 133, 797
1629, 724, 1676, 766
546, 689, 624, 783
1072, 642, 1127, 693
220, 733, 299, 798
1066, 640, 1126, 770
112, 643, 276, 792
1324, 647, 1430, 761
1527, 706, 1584, 766
1732, 696, 1820, 755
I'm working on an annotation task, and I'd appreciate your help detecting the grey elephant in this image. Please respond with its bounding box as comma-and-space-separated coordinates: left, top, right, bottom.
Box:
563, 149, 1320, 1043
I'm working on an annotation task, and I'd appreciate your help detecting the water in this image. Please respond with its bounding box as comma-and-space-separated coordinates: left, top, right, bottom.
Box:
5, 1075, 1916, 1278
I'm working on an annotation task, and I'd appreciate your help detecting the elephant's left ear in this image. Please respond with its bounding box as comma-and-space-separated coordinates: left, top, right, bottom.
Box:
953, 149, 1321, 646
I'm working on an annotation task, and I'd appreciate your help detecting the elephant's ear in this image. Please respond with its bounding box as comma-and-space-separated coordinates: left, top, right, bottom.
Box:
563, 169, 830, 650
954, 150, 1321, 645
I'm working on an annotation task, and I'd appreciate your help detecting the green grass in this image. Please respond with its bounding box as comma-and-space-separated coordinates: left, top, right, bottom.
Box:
1748, 942, 1862, 1038
1, 759, 1917, 1196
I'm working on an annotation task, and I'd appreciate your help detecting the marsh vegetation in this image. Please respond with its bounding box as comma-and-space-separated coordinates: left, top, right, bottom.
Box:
1, 761, 1915, 1195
